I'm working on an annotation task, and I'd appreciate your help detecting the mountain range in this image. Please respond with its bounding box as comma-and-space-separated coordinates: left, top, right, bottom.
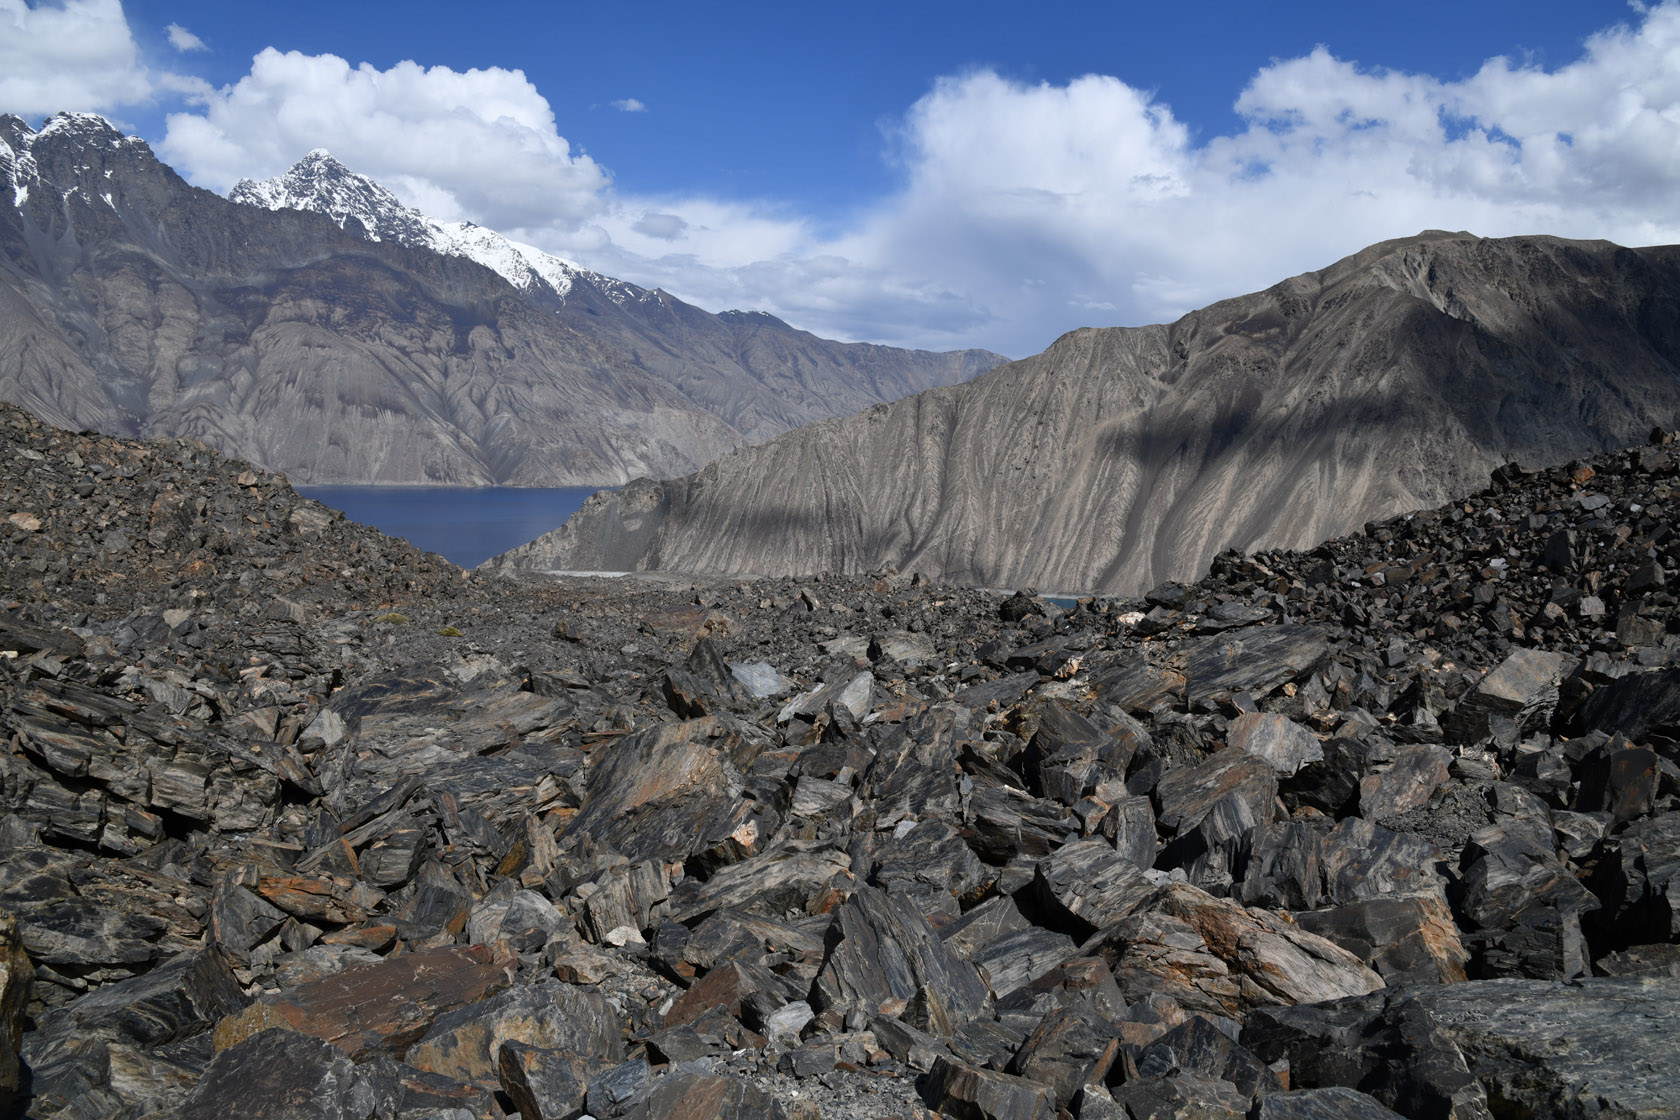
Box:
493, 231, 1680, 594
0, 113, 1002, 486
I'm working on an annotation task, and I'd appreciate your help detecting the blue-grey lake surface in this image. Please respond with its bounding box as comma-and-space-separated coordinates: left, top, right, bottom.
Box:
297, 486, 602, 569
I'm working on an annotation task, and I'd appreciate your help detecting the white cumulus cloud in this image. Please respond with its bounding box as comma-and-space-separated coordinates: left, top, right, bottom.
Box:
85, 1, 1680, 355
611, 97, 646, 113
0, 0, 152, 116
165, 22, 205, 52
160, 48, 609, 229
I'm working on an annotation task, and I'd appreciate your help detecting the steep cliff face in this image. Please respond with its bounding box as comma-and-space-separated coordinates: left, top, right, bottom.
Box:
0, 115, 1002, 485
492, 232, 1680, 593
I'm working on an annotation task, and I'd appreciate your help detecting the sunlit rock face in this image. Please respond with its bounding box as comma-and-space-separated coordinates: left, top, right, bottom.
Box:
498, 231, 1680, 594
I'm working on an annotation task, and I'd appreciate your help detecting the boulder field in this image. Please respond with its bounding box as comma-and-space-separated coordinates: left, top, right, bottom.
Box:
2, 399, 1678, 1118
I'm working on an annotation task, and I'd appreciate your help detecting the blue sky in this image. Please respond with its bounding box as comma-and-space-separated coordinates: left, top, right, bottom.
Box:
4, 1, 1677, 355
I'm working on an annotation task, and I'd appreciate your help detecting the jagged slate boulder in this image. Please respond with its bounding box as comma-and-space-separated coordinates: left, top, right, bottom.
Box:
354, 1054, 503, 1117
1253, 977, 1680, 1120
665, 843, 854, 923
1237, 822, 1325, 911
1572, 666, 1680, 743
965, 785, 1081, 862
1007, 1003, 1121, 1111
1108, 1071, 1250, 1119
1585, 813, 1680, 946
178, 1028, 376, 1120
404, 980, 622, 1083
560, 717, 750, 865
1104, 794, 1159, 870
921, 1055, 1056, 1120
812, 884, 990, 1036
858, 703, 970, 825
1291, 897, 1470, 985
661, 959, 783, 1029
1458, 819, 1599, 978
1445, 649, 1568, 745
1228, 712, 1324, 777
870, 819, 992, 916
0, 910, 28, 1111
1129, 1014, 1281, 1102
1182, 625, 1329, 704
970, 926, 1081, 1002
1100, 884, 1383, 1019
211, 882, 290, 955
777, 670, 873, 722
213, 943, 512, 1059
1242, 993, 1493, 1120
1320, 818, 1449, 906
1021, 701, 1133, 804
15, 896, 169, 967
37, 946, 245, 1048
620, 1068, 788, 1120
1032, 837, 1157, 937
1153, 748, 1278, 837
1573, 741, 1660, 825
1254, 1087, 1408, 1119
1358, 745, 1453, 818
498, 1040, 587, 1120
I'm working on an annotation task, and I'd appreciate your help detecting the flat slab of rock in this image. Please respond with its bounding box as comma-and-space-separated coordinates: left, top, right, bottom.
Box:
1447, 648, 1567, 744
179, 1028, 375, 1120
213, 943, 512, 1059
1228, 712, 1323, 776
1031, 837, 1156, 937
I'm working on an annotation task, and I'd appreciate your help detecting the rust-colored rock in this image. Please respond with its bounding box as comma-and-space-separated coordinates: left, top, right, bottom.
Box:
213, 943, 513, 1059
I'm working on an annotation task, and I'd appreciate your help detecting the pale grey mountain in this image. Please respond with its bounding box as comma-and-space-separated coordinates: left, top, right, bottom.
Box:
492, 232, 1680, 594
0, 114, 1002, 485
230, 151, 1005, 447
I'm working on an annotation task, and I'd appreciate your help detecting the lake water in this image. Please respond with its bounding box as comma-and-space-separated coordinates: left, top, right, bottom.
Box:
297, 486, 604, 569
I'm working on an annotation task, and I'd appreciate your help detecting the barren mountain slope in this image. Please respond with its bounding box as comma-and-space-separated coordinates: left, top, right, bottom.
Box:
493, 232, 1680, 592
0, 116, 1000, 485
229, 150, 1004, 448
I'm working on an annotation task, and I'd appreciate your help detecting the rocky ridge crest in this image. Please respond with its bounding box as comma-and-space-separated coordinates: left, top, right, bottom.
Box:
497, 232, 1680, 597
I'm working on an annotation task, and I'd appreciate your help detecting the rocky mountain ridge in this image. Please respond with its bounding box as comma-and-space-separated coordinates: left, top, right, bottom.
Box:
2, 394, 1679, 1117
0, 113, 1002, 485
497, 232, 1680, 596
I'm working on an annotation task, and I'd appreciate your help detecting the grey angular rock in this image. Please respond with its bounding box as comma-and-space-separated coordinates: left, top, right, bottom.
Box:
812, 884, 990, 1037
178, 1028, 376, 1120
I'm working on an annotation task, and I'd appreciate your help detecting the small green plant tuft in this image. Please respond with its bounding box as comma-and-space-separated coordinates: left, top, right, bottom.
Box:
375, 611, 410, 624
435, 626, 462, 637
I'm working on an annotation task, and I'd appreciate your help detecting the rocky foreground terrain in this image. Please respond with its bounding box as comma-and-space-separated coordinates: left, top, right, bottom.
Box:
3, 397, 1679, 1119
502, 232, 1680, 596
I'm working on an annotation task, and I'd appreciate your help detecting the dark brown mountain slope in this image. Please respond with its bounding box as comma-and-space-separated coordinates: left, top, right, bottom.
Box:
493, 232, 1680, 592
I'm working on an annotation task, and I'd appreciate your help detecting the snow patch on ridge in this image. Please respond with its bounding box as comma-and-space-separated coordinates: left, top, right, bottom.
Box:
228, 151, 654, 310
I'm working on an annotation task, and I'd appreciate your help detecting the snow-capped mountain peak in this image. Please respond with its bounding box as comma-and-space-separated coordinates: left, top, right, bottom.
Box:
228, 152, 653, 308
